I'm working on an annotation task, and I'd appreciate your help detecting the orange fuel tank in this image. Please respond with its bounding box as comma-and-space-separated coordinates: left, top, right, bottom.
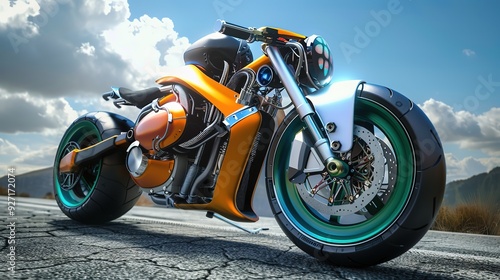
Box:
134, 102, 187, 151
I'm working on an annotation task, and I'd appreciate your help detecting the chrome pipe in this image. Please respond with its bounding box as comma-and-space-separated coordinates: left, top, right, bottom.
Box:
267, 46, 342, 174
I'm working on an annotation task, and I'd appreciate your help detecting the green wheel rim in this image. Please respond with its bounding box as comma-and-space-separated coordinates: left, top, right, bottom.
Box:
272, 97, 415, 245
53, 120, 102, 208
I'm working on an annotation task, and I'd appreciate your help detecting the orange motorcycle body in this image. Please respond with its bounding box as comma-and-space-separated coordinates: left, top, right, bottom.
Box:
154, 63, 275, 222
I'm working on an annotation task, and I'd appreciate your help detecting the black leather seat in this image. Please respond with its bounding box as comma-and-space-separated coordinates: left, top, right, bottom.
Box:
118, 87, 164, 108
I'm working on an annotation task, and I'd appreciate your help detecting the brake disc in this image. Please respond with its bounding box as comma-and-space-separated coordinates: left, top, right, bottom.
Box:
294, 125, 385, 216
378, 138, 397, 204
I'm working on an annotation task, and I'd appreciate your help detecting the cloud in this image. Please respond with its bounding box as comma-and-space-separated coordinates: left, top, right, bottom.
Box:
101, 14, 190, 87
12, 144, 58, 167
462, 48, 476, 57
445, 153, 500, 182
0, 137, 57, 175
0, 89, 80, 135
0, 0, 130, 98
419, 99, 500, 157
0, 0, 190, 98
77, 42, 96, 56
0, 0, 40, 32
0, 138, 21, 155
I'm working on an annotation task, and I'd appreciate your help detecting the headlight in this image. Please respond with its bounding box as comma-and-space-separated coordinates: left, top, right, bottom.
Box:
302, 35, 334, 88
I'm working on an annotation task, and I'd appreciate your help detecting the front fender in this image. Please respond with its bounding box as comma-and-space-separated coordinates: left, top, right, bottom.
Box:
306, 80, 364, 153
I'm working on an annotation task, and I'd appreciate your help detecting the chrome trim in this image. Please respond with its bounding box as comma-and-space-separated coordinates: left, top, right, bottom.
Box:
267, 46, 314, 119
126, 141, 148, 177
152, 104, 172, 152
223, 106, 258, 129
267, 45, 334, 164
110, 87, 121, 98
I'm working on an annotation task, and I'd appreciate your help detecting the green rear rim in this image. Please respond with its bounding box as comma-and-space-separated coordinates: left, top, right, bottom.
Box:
53, 120, 102, 208
272, 97, 415, 245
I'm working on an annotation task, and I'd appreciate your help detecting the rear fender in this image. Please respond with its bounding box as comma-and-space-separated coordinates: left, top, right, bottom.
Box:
306, 80, 364, 153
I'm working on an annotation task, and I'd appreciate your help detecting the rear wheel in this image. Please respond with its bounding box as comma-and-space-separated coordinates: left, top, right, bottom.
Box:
53, 112, 141, 224
266, 83, 446, 266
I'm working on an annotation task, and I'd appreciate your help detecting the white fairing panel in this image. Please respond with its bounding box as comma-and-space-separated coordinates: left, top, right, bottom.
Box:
306, 80, 364, 153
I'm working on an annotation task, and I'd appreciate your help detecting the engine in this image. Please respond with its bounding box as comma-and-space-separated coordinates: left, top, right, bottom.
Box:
124, 83, 225, 204
125, 100, 187, 188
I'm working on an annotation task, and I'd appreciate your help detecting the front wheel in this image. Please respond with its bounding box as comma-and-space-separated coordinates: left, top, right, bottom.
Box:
53, 112, 141, 224
266, 83, 446, 266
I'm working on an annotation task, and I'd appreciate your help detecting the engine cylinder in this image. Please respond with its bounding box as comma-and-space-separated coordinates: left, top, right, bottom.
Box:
134, 102, 187, 151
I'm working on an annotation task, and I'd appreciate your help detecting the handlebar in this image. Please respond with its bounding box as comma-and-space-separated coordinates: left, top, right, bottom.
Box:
217, 20, 307, 44
216, 20, 259, 42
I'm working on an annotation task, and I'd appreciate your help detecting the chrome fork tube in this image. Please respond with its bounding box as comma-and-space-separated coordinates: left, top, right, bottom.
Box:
266, 46, 346, 176
266, 46, 313, 119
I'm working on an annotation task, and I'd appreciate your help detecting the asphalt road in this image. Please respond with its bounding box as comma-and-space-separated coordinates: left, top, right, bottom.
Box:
1, 198, 499, 279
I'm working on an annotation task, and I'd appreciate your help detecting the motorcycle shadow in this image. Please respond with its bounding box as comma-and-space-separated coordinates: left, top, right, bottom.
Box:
46, 218, 449, 279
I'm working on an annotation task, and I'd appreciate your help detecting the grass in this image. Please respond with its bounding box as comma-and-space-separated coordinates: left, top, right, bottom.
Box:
432, 201, 500, 235
0, 186, 30, 197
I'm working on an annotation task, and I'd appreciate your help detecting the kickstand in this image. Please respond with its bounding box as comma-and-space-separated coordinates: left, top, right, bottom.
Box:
206, 211, 269, 234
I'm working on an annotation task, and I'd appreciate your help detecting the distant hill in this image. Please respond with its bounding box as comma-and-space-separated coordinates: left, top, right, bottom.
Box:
443, 167, 500, 207
0, 167, 53, 198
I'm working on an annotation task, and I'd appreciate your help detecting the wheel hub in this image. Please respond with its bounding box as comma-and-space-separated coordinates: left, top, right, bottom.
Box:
325, 158, 349, 177
58, 141, 82, 191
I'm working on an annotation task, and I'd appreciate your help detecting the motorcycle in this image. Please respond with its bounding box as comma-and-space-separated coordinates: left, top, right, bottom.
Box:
53, 21, 446, 266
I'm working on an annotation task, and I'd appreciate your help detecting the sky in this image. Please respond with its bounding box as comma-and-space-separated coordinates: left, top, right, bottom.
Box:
0, 0, 499, 183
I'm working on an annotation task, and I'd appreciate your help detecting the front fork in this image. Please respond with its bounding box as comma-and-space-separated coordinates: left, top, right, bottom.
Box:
266, 46, 348, 177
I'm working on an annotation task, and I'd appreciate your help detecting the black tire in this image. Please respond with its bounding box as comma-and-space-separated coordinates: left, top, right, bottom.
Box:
265, 83, 446, 266
53, 112, 141, 224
